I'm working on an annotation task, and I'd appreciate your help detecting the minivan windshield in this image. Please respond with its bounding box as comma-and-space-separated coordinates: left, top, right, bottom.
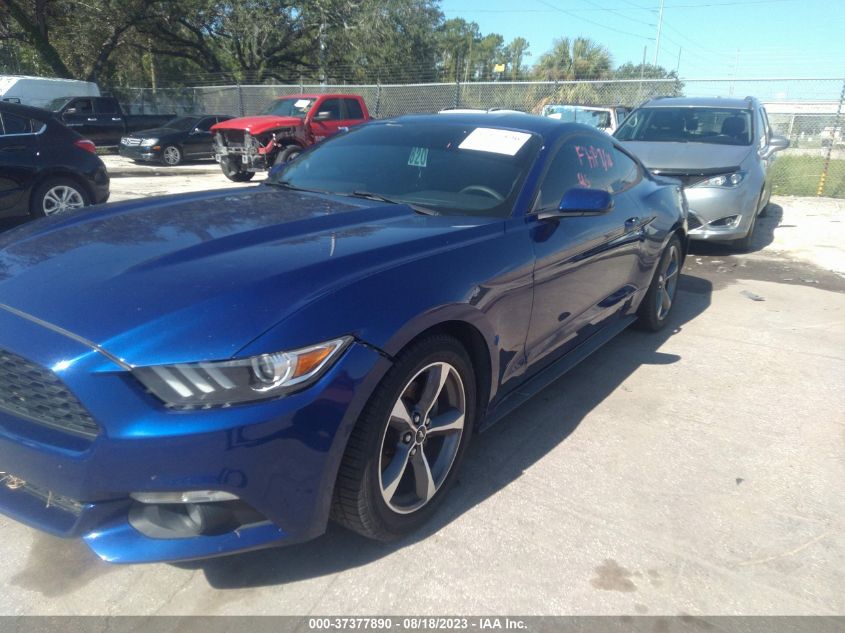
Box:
614, 107, 753, 146
261, 97, 316, 118
268, 121, 542, 217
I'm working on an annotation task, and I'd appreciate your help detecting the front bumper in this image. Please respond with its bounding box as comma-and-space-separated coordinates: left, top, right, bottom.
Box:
683, 184, 757, 241
0, 308, 389, 563
118, 145, 161, 163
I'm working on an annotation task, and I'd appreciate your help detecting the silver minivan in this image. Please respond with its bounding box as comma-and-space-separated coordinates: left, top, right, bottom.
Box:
614, 96, 789, 250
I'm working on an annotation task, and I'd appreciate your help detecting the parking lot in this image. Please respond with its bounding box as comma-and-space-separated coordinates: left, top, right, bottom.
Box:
0, 157, 843, 616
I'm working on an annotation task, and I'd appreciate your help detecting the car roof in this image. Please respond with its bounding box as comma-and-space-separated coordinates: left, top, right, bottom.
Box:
0, 100, 53, 121
642, 96, 755, 109
389, 112, 594, 141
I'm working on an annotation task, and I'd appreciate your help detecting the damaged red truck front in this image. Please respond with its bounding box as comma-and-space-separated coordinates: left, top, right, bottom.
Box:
211, 94, 371, 181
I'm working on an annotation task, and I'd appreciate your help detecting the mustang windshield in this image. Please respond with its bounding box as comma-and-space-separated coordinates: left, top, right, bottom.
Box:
615, 107, 753, 146
262, 97, 316, 118
269, 121, 542, 217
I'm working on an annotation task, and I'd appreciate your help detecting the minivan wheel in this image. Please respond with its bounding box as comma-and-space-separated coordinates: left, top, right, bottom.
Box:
636, 235, 682, 332
30, 178, 89, 218
332, 335, 476, 540
732, 208, 758, 252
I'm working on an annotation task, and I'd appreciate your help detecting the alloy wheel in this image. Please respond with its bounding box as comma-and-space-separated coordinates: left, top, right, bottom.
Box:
378, 362, 466, 514
42, 185, 85, 215
655, 243, 680, 320
163, 146, 181, 166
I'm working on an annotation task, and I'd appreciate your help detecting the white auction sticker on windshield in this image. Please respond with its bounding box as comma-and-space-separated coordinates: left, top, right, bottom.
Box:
458, 127, 531, 156
293, 99, 311, 108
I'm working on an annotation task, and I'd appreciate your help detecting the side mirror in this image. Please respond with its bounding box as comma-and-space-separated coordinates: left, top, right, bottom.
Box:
313, 111, 332, 121
538, 188, 614, 220
769, 135, 789, 152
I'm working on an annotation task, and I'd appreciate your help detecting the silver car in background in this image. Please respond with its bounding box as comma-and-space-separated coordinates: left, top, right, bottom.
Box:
614, 96, 789, 250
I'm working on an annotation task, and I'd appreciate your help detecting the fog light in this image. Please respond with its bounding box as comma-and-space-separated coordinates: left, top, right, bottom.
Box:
130, 490, 239, 504
710, 215, 741, 228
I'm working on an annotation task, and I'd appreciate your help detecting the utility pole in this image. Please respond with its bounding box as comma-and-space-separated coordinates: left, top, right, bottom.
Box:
676, 47, 682, 75
653, 0, 664, 66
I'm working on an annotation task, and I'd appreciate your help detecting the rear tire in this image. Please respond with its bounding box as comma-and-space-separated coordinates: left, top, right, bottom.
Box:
220, 157, 255, 182
331, 335, 476, 541
30, 178, 89, 218
636, 235, 682, 332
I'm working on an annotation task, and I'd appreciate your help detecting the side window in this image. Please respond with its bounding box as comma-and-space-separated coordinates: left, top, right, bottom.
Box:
344, 98, 364, 120
317, 99, 343, 120
755, 108, 767, 149
71, 99, 94, 115
0, 113, 35, 135
537, 135, 611, 208
96, 99, 118, 115
609, 146, 641, 193
196, 117, 215, 131
760, 107, 772, 144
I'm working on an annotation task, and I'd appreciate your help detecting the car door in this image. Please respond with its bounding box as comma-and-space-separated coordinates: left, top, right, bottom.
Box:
60, 98, 97, 142
524, 132, 646, 370
183, 117, 216, 157
93, 98, 124, 146
308, 98, 345, 142
0, 112, 41, 218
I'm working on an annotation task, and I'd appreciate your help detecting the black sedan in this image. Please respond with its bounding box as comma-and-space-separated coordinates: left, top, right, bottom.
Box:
118, 115, 233, 166
0, 101, 110, 225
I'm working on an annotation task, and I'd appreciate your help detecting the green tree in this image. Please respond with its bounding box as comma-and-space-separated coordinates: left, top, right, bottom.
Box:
503, 37, 530, 80
533, 37, 612, 81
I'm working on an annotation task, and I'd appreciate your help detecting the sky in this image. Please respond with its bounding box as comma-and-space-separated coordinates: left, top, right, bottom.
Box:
439, 0, 845, 81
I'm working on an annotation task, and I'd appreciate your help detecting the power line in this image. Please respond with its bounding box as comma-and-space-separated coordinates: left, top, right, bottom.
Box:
533, 0, 655, 41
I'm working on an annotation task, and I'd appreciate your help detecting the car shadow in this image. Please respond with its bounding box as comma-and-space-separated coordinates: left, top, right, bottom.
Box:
181, 272, 714, 589
688, 202, 783, 256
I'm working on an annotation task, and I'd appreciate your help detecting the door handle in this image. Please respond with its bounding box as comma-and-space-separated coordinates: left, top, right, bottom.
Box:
112, 117, 122, 121
0, 145, 26, 152
87, 117, 97, 121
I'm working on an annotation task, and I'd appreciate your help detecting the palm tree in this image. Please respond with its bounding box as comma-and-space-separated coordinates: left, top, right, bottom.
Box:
533, 37, 612, 81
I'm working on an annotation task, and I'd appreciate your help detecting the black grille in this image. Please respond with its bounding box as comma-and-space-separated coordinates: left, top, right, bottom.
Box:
222, 130, 245, 147
0, 349, 100, 439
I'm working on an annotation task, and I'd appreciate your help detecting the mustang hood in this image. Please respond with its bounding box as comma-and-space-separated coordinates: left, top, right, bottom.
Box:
620, 141, 752, 173
0, 187, 490, 366
212, 115, 302, 136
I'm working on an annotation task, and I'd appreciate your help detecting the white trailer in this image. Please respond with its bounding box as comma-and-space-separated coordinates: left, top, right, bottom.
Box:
0, 75, 100, 109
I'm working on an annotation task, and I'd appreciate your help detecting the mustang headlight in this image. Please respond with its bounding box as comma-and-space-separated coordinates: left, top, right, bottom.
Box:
133, 337, 352, 408
694, 171, 746, 188
140, 138, 158, 147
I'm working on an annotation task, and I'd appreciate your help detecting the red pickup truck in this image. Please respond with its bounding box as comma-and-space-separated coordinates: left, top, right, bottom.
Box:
211, 93, 371, 181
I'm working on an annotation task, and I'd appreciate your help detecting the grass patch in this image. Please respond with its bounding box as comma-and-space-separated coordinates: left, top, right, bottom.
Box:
770, 155, 845, 198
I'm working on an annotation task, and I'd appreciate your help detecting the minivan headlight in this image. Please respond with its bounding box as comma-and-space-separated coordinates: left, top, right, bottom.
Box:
694, 171, 746, 188
133, 337, 352, 407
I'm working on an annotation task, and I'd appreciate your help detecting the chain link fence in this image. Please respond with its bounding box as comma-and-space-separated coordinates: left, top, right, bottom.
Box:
110, 77, 845, 198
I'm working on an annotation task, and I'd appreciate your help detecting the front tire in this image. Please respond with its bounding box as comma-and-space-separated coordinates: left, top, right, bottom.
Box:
332, 335, 476, 541
220, 157, 255, 182
636, 235, 682, 332
161, 145, 182, 166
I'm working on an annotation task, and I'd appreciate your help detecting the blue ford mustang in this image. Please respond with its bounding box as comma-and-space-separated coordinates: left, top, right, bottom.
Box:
0, 113, 686, 563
